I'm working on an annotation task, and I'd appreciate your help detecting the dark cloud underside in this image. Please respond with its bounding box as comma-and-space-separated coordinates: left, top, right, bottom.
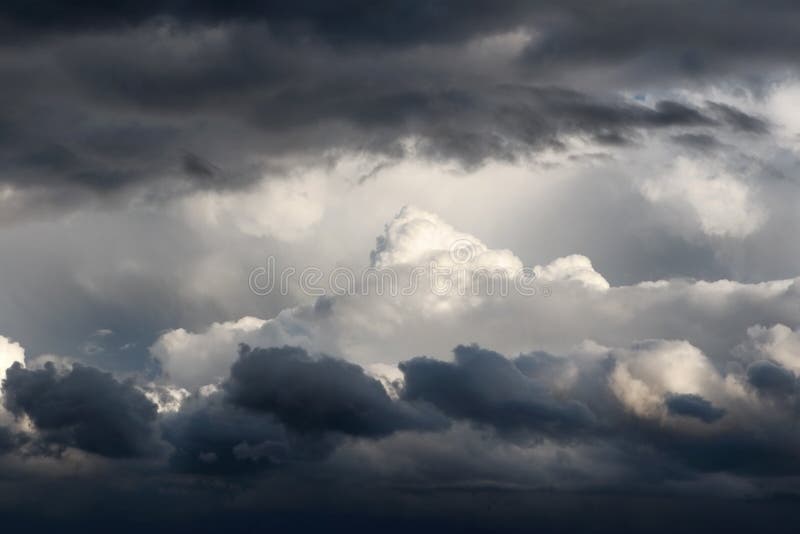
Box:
0, 0, 781, 215
2, 362, 160, 457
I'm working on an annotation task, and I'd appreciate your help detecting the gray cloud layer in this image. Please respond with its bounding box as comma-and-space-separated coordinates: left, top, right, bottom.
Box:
0, 1, 785, 218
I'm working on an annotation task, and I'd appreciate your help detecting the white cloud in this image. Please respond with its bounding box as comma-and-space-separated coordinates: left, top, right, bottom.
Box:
0, 335, 25, 425
151, 316, 267, 390
0, 335, 25, 377
534, 254, 609, 291
640, 157, 765, 238
766, 79, 800, 145
372, 205, 521, 272
139, 383, 191, 413
152, 207, 799, 389
151, 313, 317, 390
180, 173, 326, 241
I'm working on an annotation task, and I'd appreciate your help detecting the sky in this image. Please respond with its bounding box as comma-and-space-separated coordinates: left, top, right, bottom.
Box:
1, 2, 800, 532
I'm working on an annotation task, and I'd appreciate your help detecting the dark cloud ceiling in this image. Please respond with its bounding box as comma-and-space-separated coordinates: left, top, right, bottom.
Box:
0, 0, 785, 216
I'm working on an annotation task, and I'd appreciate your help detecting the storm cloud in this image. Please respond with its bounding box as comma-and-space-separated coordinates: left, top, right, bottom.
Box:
2, 362, 161, 457
0, 0, 781, 219
400, 344, 595, 436
226, 344, 445, 437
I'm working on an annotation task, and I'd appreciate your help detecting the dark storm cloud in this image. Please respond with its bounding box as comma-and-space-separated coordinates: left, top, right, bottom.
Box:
159, 344, 447, 474
185, 339, 800, 480
747, 360, 797, 396
670, 133, 723, 151
5, 0, 800, 63
639, 423, 800, 475
4, 341, 800, 529
396, 343, 800, 477
521, 1, 800, 79
161, 392, 295, 474
0, 0, 782, 217
0, 40, 753, 196
2, 361, 161, 457
161, 390, 359, 475
4, 340, 800, 486
664, 393, 726, 424
706, 102, 769, 134
182, 152, 220, 182
226, 344, 445, 437
0, 0, 533, 45
0, 425, 26, 454
153, 341, 800, 498
400, 344, 595, 436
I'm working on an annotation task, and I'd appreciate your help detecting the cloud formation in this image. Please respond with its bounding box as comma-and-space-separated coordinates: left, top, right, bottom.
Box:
0, 1, 783, 221
3, 2, 800, 531
400, 344, 595, 436
226, 344, 445, 437
2, 362, 161, 457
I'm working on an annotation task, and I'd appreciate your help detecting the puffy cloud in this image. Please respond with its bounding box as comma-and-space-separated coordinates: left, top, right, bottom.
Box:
2, 362, 161, 457
152, 206, 617, 385
375, 205, 608, 290
372, 205, 521, 273
400, 344, 595, 436
151, 316, 269, 390
0, 335, 25, 425
746, 360, 796, 397
608, 339, 731, 420
151, 312, 323, 390
139, 383, 191, 414
226, 345, 445, 437
154, 334, 800, 487
152, 207, 799, 379
0, 335, 25, 377
159, 343, 450, 475
533, 254, 609, 290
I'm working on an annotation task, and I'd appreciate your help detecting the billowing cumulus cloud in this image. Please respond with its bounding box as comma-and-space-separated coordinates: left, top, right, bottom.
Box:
0, 335, 26, 426
2, 361, 161, 457
150, 206, 799, 385
746, 360, 796, 397
400, 345, 595, 436
151, 316, 270, 390
0, 336, 25, 374
226, 344, 446, 437
121, 208, 800, 509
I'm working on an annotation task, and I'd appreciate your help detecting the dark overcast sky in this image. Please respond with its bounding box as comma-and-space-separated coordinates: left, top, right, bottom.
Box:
2, 2, 800, 532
